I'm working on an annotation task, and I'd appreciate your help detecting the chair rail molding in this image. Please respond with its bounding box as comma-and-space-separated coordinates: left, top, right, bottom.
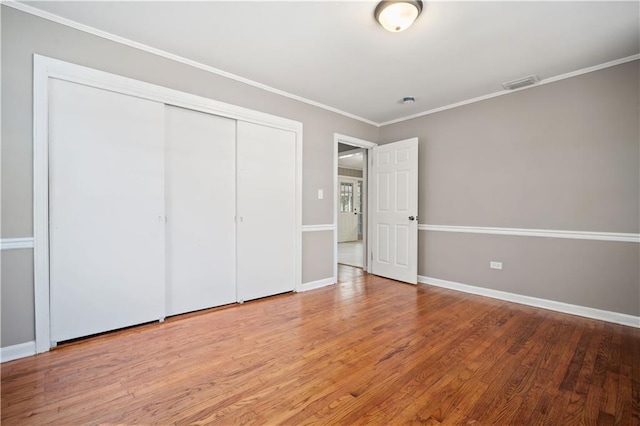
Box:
302, 224, 335, 232
1, 238, 34, 250
418, 224, 640, 243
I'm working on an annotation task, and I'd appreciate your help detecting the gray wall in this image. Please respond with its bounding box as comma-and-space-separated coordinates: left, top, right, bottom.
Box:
0, 6, 378, 347
381, 60, 640, 316
302, 232, 334, 284
1, 250, 35, 346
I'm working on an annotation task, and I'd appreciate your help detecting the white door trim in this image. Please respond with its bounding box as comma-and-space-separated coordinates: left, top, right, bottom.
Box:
34, 55, 303, 354
333, 134, 377, 282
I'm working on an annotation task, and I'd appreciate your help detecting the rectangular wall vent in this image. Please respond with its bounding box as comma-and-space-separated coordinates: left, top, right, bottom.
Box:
502, 74, 540, 91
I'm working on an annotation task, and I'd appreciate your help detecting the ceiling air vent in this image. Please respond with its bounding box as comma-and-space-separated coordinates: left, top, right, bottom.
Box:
502, 74, 539, 91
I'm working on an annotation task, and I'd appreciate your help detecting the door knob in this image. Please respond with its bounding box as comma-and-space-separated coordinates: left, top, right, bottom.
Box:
408, 216, 415, 221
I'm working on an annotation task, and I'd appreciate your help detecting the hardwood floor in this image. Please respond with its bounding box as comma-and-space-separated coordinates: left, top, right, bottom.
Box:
2, 265, 639, 425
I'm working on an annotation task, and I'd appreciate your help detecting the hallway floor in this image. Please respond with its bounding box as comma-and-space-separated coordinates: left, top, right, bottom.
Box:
338, 240, 363, 268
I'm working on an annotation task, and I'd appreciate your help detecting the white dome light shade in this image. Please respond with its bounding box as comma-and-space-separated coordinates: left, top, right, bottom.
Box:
375, 1, 423, 32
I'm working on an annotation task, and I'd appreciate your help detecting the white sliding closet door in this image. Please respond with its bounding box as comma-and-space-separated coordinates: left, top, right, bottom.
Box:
49, 79, 165, 343
237, 122, 296, 302
165, 106, 236, 315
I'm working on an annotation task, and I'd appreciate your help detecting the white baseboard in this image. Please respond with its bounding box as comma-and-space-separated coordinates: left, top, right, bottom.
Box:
299, 277, 335, 292
418, 276, 640, 328
1, 341, 36, 362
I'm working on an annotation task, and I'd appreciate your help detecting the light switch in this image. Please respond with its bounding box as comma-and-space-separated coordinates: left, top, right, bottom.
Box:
318, 189, 324, 200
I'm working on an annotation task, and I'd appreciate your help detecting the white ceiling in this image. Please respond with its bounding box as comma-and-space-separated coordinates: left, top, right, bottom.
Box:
339, 151, 364, 170
20, 1, 640, 125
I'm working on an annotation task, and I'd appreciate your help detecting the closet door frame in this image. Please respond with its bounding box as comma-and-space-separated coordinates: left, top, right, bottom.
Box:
33, 55, 303, 354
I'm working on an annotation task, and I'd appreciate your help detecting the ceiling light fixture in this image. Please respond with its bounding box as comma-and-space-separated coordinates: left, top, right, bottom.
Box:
402, 96, 416, 104
375, 1, 423, 32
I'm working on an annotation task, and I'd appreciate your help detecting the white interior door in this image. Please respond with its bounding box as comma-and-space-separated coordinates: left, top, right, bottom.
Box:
369, 138, 419, 284
338, 178, 359, 242
165, 106, 236, 316
237, 122, 296, 302
49, 79, 165, 342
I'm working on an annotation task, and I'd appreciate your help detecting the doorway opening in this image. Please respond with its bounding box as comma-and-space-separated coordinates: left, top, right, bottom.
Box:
337, 146, 364, 267
333, 134, 377, 280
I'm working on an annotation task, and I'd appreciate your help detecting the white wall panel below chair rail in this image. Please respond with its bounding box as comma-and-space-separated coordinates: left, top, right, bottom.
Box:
418, 225, 640, 243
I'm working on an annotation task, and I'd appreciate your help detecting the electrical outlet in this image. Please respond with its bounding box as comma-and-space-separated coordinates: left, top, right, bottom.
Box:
317, 189, 324, 200
490, 261, 503, 270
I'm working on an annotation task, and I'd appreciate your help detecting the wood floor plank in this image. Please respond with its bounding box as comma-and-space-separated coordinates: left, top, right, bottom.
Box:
276, 290, 493, 424
560, 330, 593, 392
511, 317, 575, 423
385, 306, 522, 423
1, 265, 638, 425
537, 391, 573, 425
487, 317, 557, 423
630, 326, 640, 425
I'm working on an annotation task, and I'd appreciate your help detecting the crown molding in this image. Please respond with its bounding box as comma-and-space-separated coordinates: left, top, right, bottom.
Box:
4, 1, 638, 128
2, 0, 378, 127
380, 54, 640, 126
